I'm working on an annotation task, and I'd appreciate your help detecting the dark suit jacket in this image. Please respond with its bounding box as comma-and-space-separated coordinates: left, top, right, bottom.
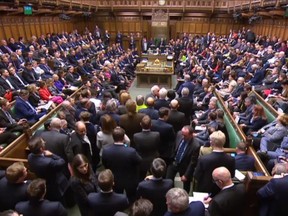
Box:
0, 177, 30, 211
164, 201, 205, 216
172, 134, 200, 180
235, 153, 255, 171
176, 97, 193, 125
134, 130, 160, 179
10, 73, 27, 89
0, 109, 21, 130
194, 152, 235, 194
70, 174, 98, 216
14, 97, 46, 123
88, 192, 129, 216
257, 175, 288, 216
208, 184, 246, 216
119, 113, 145, 148
167, 110, 186, 133
67, 132, 93, 164
102, 144, 142, 190
137, 178, 173, 216
0, 76, 19, 90
138, 107, 159, 120
21, 68, 38, 84
154, 99, 170, 110
15, 200, 67, 216
28, 153, 69, 201
151, 119, 176, 159
40, 130, 70, 163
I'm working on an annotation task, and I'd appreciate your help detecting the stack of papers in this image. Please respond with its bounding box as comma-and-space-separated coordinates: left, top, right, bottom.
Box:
189, 192, 209, 208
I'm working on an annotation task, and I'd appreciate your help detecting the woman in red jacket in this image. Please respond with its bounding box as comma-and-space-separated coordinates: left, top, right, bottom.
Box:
38, 80, 63, 105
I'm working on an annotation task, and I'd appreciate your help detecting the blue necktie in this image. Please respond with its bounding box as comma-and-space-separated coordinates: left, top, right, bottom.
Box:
175, 139, 187, 164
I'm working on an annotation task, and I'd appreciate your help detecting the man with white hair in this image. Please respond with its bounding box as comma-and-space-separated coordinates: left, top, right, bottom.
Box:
204, 167, 245, 216
145, 85, 160, 100
155, 87, 169, 110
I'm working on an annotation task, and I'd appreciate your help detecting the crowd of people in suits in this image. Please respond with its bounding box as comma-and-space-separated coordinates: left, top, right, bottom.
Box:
0, 26, 288, 216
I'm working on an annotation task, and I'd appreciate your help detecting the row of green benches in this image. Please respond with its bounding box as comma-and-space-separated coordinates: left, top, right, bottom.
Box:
214, 90, 277, 216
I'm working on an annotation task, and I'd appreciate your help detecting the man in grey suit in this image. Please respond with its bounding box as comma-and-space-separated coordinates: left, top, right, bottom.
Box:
39, 118, 70, 177
134, 115, 160, 180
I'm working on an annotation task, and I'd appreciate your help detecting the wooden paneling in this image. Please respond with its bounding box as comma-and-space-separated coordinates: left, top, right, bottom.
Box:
0, 15, 74, 41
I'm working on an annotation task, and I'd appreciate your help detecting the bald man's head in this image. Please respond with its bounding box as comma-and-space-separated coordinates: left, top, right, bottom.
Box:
170, 99, 179, 110
212, 167, 232, 189
146, 97, 155, 107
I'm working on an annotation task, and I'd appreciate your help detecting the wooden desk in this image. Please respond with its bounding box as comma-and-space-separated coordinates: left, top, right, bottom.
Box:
135, 59, 174, 88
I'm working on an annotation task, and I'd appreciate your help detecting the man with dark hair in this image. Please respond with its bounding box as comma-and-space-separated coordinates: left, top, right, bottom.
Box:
131, 198, 153, 216
0, 162, 30, 211
134, 115, 160, 180
167, 125, 200, 193
235, 142, 255, 171
102, 127, 142, 203
88, 169, 129, 216
137, 158, 173, 216
151, 107, 176, 165
27, 137, 69, 204
15, 178, 67, 216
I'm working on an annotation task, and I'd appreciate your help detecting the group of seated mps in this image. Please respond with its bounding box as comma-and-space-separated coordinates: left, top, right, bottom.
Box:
0, 27, 288, 216
0, 27, 140, 146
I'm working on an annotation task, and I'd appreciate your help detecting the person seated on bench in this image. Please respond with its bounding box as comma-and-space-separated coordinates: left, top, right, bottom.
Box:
259, 114, 288, 152
235, 142, 255, 171
14, 89, 47, 125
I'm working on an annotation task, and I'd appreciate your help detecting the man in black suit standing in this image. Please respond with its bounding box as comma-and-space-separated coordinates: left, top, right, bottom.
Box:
194, 131, 235, 195
15, 178, 67, 216
176, 87, 193, 125
88, 169, 129, 216
0, 162, 30, 211
166, 126, 200, 193
167, 99, 186, 133
137, 158, 173, 216
139, 97, 159, 120
102, 127, 142, 203
205, 167, 245, 216
39, 118, 70, 177
27, 136, 70, 204
134, 115, 160, 180
151, 107, 176, 166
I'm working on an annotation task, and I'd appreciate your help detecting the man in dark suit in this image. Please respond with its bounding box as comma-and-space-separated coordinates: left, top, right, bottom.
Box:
0, 68, 20, 91
154, 87, 170, 110
176, 87, 193, 125
88, 169, 129, 216
151, 107, 176, 166
139, 97, 159, 120
193, 99, 217, 126
167, 126, 200, 193
238, 96, 255, 125
177, 74, 195, 98
8, 66, 28, 89
15, 178, 67, 216
102, 127, 142, 203
67, 121, 93, 164
235, 142, 255, 171
39, 118, 70, 176
167, 99, 186, 133
165, 187, 205, 216
257, 163, 288, 216
137, 158, 173, 216
21, 62, 39, 84
134, 115, 160, 180
27, 136, 69, 204
194, 131, 235, 194
0, 162, 30, 211
0, 98, 26, 133
14, 89, 47, 124
205, 167, 246, 216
